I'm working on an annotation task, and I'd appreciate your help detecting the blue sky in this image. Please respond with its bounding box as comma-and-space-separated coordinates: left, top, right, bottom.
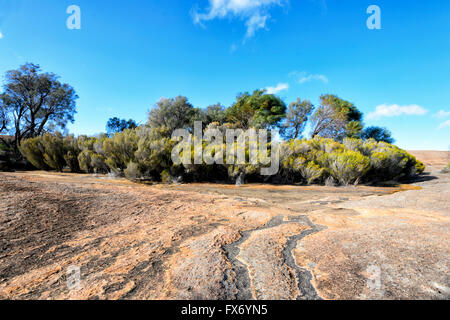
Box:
0, 0, 449, 150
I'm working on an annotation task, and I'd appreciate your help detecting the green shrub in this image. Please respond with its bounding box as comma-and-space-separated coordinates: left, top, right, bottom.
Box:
442, 163, 450, 174
78, 149, 94, 173
415, 160, 425, 174
18, 130, 425, 186
328, 150, 370, 185
76, 135, 108, 173
91, 153, 108, 173
133, 126, 176, 180
20, 137, 49, 170
63, 135, 81, 172
301, 161, 325, 185
40, 133, 67, 172
21, 133, 83, 172
368, 143, 423, 180
103, 129, 139, 174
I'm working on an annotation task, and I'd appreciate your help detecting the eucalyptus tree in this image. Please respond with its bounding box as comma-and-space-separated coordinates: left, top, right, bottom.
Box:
0, 63, 78, 150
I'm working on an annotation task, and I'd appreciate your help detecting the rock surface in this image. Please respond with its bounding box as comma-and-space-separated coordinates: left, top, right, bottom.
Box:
0, 164, 448, 300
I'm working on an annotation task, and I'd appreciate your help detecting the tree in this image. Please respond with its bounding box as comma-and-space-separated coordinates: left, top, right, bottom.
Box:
0, 63, 78, 150
106, 117, 137, 135
282, 98, 314, 140
147, 96, 199, 133
310, 103, 347, 139
310, 94, 363, 140
226, 89, 287, 129
0, 100, 8, 133
0, 100, 10, 149
204, 104, 227, 124
345, 121, 364, 139
362, 126, 394, 144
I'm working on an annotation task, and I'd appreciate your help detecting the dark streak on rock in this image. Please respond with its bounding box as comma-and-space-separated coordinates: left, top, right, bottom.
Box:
282, 215, 325, 300
222, 215, 325, 300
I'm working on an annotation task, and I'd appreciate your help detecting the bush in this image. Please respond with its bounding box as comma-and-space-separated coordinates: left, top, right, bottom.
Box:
78, 149, 94, 173
20, 133, 82, 172
301, 161, 325, 185
76, 135, 108, 173
18, 130, 424, 186
63, 135, 81, 172
442, 163, 450, 174
133, 126, 176, 180
328, 150, 370, 186
20, 137, 49, 170
103, 129, 139, 174
367, 143, 424, 180
41, 133, 67, 171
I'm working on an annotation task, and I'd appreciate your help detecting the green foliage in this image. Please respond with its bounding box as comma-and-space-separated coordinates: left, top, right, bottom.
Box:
106, 117, 137, 135
20, 132, 80, 172
366, 142, 424, 179
76, 135, 108, 173
310, 103, 347, 139
147, 96, 198, 133
301, 161, 325, 185
441, 163, 450, 174
18, 129, 423, 186
205, 104, 227, 124
1, 63, 78, 150
328, 150, 371, 186
78, 150, 94, 173
279, 136, 421, 185
415, 160, 426, 175
280, 138, 334, 184
63, 135, 81, 172
320, 94, 362, 123
282, 98, 314, 140
345, 121, 364, 139
19, 137, 48, 170
132, 126, 176, 180
362, 126, 395, 144
226, 89, 286, 129
103, 129, 139, 174
311, 95, 363, 140
40, 133, 66, 172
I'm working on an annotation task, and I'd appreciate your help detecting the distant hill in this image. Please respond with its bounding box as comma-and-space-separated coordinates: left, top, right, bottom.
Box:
407, 150, 450, 169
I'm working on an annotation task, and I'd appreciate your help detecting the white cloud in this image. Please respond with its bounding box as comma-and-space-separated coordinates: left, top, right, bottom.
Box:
0, 32, 3, 39
434, 110, 450, 118
245, 12, 268, 38
367, 104, 428, 119
192, 0, 285, 39
298, 74, 328, 84
289, 71, 328, 84
437, 120, 450, 130
265, 82, 289, 94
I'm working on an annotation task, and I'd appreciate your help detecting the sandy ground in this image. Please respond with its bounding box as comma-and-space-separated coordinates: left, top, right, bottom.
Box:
0, 155, 449, 300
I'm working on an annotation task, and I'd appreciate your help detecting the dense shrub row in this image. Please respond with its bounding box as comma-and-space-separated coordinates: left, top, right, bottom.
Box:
279, 137, 424, 185
19, 127, 425, 186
